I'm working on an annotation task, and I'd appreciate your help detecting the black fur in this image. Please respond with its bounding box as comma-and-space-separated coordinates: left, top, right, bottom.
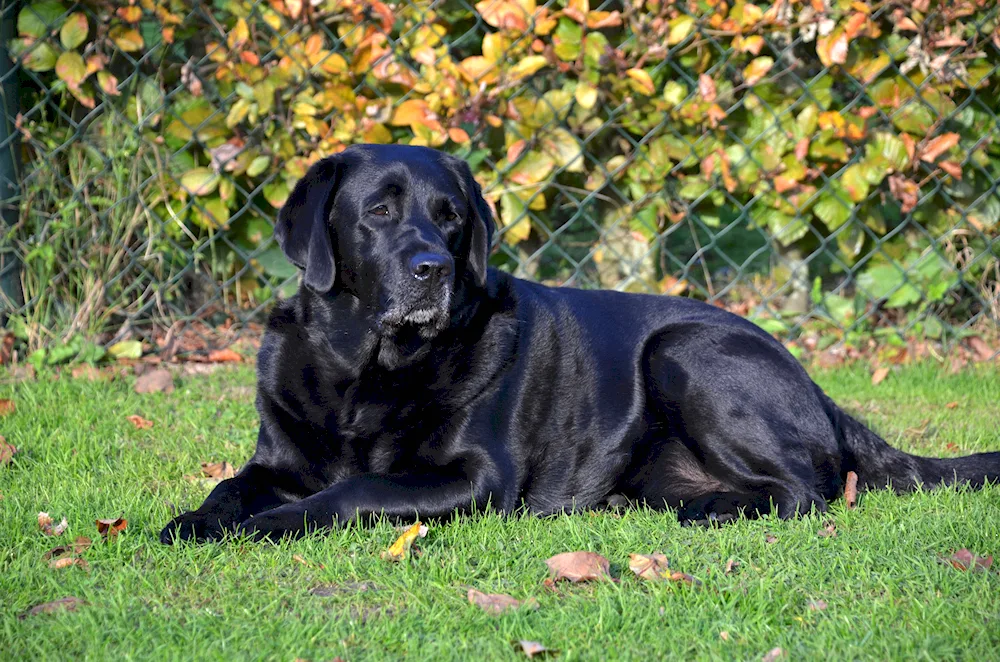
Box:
161, 144, 1000, 543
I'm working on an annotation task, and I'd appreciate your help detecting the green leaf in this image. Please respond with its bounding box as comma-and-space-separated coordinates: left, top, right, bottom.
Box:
59, 12, 88, 49
193, 197, 230, 229
814, 185, 853, 231
857, 264, 903, 300
108, 340, 143, 360
17, 0, 66, 38
11, 39, 58, 72
181, 168, 219, 196
553, 18, 582, 61
840, 165, 871, 203
868, 132, 909, 172
263, 181, 290, 208
892, 104, 934, 134
539, 128, 583, 173
246, 155, 270, 178
667, 14, 695, 46
55, 50, 86, 89
255, 246, 299, 279
500, 192, 531, 245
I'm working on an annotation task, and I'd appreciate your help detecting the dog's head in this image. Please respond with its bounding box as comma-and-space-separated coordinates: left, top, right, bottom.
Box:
275, 144, 495, 341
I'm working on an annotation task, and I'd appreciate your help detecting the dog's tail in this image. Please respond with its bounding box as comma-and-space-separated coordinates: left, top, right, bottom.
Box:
822, 393, 1000, 491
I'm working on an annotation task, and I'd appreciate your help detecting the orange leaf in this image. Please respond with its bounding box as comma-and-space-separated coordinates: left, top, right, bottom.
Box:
96, 517, 127, 537
207, 348, 243, 363
844, 470, 859, 508
545, 551, 611, 582
126, 415, 153, 430
938, 161, 962, 180
0, 399, 14, 416
448, 127, 470, 143
871, 366, 890, 385
817, 31, 849, 67
794, 137, 810, 161
920, 133, 960, 162
0, 435, 17, 466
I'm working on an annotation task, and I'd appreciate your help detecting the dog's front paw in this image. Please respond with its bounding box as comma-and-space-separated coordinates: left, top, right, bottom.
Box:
159, 511, 233, 544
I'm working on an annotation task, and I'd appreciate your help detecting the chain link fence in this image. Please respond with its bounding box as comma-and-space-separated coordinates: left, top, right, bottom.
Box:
1, 0, 998, 364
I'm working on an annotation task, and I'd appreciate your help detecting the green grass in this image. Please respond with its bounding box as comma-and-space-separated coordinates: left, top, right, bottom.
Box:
2, 363, 999, 660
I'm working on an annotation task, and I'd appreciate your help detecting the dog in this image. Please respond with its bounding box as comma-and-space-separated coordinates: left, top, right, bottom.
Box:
161, 144, 1000, 543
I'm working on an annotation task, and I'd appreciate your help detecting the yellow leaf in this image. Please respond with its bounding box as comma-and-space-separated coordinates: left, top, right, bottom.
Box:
475, 0, 535, 31
817, 30, 849, 67
575, 82, 598, 109
457, 56, 498, 84
482, 32, 509, 63
381, 522, 428, 561
109, 26, 144, 52
667, 15, 695, 46
626, 68, 655, 96
227, 18, 249, 50
743, 56, 773, 86
500, 193, 532, 245
509, 55, 548, 80
390, 99, 432, 127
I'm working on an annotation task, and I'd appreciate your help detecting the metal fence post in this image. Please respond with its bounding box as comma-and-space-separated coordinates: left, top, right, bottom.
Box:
0, 0, 25, 325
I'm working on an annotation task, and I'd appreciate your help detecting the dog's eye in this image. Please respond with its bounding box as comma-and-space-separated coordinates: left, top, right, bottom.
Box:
442, 211, 458, 222
368, 205, 390, 217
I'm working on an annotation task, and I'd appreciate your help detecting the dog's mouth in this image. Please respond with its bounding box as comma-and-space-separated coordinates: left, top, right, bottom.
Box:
376, 301, 451, 340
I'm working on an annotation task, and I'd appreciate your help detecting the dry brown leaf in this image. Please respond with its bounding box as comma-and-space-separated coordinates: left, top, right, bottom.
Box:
96, 517, 127, 537
871, 366, 890, 385
967, 336, 995, 361
468, 588, 537, 615
43, 536, 91, 560
942, 548, 993, 572
201, 461, 236, 480
765, 534, 778, 544
49, 556, 88, 570
517, 640, 555, 658
381, 521, 428, 561
628, 553, 701, 585
545, 551, 611, 583
71, 364, 109, 381
808, 599, 828, 611
0, 333, 13, 365
844, 470, 859, 509
725, 558, 739, 574
0, 399, 15, 416
126, 414, 154, 430
20, 596, 87, 619
945, 401, 959, 409
817, 520, 837, 538
919, 132, 960, 162
207, 348, 243, 363
0, 435, 18, 466
762, 647, 785, 662
134, 368, 174, 394
38, 512, 68, 536
938, 161, 962, 180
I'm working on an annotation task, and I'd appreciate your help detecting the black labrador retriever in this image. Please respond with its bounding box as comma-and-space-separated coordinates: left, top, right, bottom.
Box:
161, 144, 1000, 543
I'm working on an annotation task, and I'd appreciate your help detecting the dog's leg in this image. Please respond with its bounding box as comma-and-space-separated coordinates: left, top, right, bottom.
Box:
160, 463, 286, 543
236, 473, 510, 540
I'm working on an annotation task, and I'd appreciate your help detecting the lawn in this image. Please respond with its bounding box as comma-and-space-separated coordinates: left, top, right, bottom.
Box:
1, 362, 999, 660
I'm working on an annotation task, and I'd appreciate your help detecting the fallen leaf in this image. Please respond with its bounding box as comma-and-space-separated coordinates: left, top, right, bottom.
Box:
545, 551, 611, 583
381, 521, 428, 561
96, 517, 127, 537
201, 461, 236, 480
292, 554, 325, 569
720, 631, 730, 641
817, 520, 837, 538
945, 401, 959, 409
0, 333, 13, 365
44, 536, 91, 560
49, 556, 88, 569
0, 436, 18, 466
628, 553, 701, 585
967, 336, 995, 361
725, 558, 739, 574
517, 640, 555, 658
468, 588, 537, 615
134, 368, 174, 394
207, 348, 242, 363
765, 534, 778, 544
71, 365, 108, 381
942, 549, 993, 572
762, 647, 785, 662
0, 399, 15, 416
871, 366, 890, 385
126, 415, 153, 429
20, 596, 87, 619
38, 512, 68, 536
808, 599, 828, 611
945, 442, 960, 453
844, 470, 859, 509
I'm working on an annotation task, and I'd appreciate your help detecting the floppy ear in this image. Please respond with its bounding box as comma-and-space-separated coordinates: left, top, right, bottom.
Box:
274, 155, 343, 293
451, 159, 495, 287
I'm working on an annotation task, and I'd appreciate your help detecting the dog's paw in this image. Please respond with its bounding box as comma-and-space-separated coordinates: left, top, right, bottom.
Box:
159, 511, 232, 544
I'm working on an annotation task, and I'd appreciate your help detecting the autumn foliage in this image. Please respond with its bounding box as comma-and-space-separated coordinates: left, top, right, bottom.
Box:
6, 0, 1000, 343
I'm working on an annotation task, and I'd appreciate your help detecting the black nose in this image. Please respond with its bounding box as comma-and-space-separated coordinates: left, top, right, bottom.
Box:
409, 252, 452, 281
